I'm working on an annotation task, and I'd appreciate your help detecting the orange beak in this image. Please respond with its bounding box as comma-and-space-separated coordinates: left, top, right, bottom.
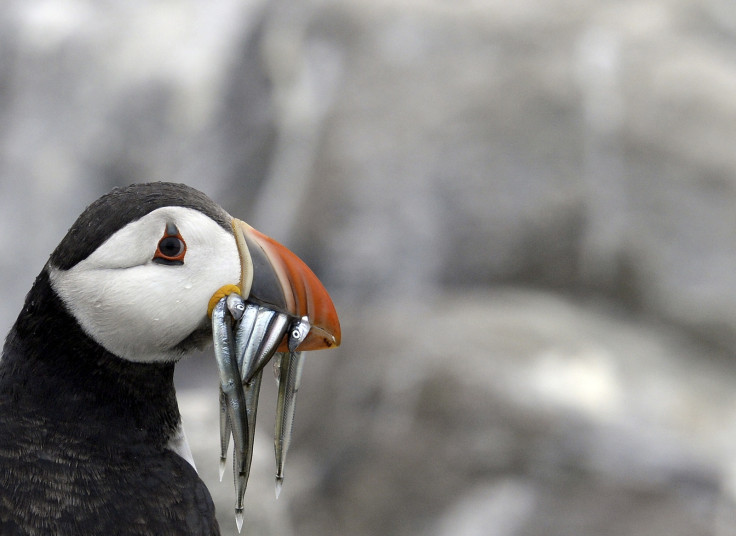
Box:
231, 219, 341, 352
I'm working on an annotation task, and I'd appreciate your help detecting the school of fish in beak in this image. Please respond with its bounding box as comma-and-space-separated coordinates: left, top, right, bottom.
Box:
209, 219, 341, 532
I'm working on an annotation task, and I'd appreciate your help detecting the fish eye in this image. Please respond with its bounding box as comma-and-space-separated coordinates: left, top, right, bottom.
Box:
153, 224, 187, 265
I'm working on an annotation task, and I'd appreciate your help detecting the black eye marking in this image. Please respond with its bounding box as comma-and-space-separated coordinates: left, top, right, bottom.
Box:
153, 223, 187, 265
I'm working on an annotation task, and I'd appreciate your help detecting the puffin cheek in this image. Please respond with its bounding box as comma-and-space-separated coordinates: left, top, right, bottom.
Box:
137, 259, 240, 351
81, 270, 201, 361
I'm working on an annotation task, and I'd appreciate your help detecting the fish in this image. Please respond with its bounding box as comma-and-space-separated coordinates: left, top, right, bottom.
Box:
218, 387, 231, 482
217, 296, 254, 482
273, 350, 303, 497
211, 292, 332, 531
273, 316, 311, 496
211, 297, 249, 531
213, 295, 296, 529
239, 307, 287, 383
234, 303, 275, 515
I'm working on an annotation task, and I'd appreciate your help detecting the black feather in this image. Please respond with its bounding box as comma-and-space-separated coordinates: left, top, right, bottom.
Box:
50, 182, 231, 271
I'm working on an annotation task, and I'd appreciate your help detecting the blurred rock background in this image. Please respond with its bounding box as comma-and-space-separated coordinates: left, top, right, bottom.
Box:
3, 0, 736, 534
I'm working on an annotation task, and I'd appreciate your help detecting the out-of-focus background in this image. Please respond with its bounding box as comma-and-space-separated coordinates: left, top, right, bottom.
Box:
3, 0, 736, 534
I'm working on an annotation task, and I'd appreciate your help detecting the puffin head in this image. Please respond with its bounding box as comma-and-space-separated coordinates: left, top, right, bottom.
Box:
46, 182, 340, 363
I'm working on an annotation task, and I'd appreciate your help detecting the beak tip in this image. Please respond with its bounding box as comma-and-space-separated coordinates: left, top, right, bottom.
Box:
297, 323, 341, 352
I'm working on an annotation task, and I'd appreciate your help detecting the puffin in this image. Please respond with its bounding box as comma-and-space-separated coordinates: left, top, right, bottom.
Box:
0, 182, 341, 535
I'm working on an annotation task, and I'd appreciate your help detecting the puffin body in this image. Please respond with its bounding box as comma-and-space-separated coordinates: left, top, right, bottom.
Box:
0, 183, 340, 535
0, 270, 218, 535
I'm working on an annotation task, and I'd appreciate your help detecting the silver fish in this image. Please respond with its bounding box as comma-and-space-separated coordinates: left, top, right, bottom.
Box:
220, 300, 290, 525
232, 303, 271, 511
215, 300, 325, 528
211, 297, 248, 530
233, 302, 260, 372
241, 367, 263, 506
218, 386, 230, 482
238, 308, 275, 382
215, 298, 257, 488
241, 312, 288, 497
242, 310, 289, 383
273, 316, 310, 497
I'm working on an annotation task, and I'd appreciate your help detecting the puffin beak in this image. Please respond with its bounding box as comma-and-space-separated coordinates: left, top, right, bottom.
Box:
231, 218, 341, 352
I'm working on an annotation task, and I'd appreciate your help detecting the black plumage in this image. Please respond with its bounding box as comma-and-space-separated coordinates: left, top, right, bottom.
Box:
0, 184, 222, 535
50, 182, 231, 270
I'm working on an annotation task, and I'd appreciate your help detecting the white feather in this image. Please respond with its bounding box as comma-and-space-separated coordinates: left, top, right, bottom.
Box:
49, 207, 240, 362
167, 421, 197, 471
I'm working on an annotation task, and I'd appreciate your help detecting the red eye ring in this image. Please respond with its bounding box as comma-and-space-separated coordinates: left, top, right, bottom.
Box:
153, 223, 187, 265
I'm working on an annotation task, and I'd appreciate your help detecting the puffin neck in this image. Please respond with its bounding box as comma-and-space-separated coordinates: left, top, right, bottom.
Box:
1, 269, 181, 448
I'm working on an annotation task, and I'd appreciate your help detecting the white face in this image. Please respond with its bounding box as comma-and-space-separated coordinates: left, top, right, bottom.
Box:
48, 206, 241, 362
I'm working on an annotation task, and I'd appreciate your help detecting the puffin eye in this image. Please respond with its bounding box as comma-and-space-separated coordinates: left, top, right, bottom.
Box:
153, 223, 187, 265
